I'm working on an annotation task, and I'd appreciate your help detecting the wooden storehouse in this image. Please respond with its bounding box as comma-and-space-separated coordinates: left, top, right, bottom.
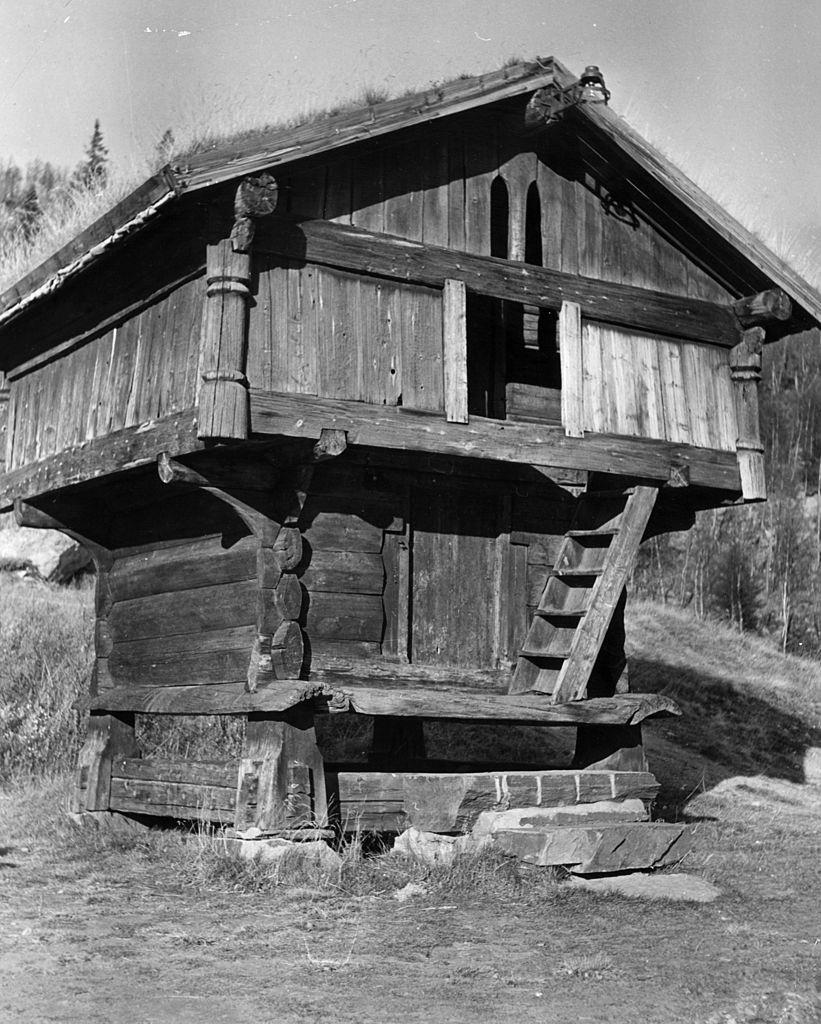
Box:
1, 58, 819, 871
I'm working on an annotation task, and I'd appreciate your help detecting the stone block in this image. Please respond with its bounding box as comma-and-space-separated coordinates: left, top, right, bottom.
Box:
492, 821, 693, 874
0, 525, 91, 582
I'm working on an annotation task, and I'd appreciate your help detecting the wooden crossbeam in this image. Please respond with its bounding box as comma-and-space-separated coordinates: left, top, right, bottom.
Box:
253, 215, 745, 348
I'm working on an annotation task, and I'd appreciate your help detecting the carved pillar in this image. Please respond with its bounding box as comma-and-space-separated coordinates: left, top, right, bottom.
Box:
730, 326, 766, 501
198, 240, 252, 440
198, 174, 279, 442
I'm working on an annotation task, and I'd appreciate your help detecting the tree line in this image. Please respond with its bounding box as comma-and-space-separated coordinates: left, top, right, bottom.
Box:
1, 121, 109, 243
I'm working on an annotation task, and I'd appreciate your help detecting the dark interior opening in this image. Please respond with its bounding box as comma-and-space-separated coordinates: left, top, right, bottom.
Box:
467, 176, 562, 424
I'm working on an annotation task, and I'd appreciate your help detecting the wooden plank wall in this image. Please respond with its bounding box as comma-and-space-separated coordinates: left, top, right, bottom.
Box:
247, 106, 736, 441
247, 264, 443, 411
581, 326, 737, 450
5, 275, 204, 472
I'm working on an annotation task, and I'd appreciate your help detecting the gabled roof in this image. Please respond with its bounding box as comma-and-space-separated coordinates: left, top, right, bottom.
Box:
1, 56, 819, 330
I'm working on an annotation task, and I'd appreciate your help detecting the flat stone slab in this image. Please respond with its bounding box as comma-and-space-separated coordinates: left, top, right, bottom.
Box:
492, 821, 692, 874
566, 872, 720, 902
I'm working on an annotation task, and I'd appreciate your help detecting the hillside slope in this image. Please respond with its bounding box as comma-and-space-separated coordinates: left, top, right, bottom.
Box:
627, 599, 821, 807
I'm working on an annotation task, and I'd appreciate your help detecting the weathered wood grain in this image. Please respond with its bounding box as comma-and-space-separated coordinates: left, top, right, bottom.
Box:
249, 390, 742, 492
300, 548, 384, 594
236, 711, 327, 829
0, 409, 201, 510
109, 534, 257, 602
84, 674, 680, 725
70, 712, 139, 813
252, 216, 745, 348
443, 278, 468, 423
198, 239, 252, 439
108, 579, 257, 642
559, 301, 583, 437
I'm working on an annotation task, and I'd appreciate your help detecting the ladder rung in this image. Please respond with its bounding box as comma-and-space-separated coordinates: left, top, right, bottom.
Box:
551, 568, 603, 578
534, 607, 587, 619
566, 528, 619, 538
520, 646, 573, 660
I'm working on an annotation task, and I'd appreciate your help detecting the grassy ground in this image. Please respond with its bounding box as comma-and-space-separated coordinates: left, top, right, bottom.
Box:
2, 578, 821, 1022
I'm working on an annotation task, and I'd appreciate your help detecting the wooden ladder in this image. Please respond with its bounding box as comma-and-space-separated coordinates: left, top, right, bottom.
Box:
509, 485, 658, 703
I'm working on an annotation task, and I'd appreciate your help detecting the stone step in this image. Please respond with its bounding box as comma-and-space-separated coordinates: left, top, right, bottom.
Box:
491, 821, 693, 875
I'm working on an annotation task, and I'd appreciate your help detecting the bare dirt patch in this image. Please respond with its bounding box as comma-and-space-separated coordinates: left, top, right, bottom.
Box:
2, 776, 820, 1024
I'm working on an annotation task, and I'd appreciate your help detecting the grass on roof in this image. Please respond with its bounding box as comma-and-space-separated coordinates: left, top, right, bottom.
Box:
0, 66, 819, 298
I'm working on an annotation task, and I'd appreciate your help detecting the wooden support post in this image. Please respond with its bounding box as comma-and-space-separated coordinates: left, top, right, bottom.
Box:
443, 278, 468, 424
0, 372, 9, 475
235, 709, 327, 830
730, 327, 766, 501
198, 239, 252, 440
559, 300, 584, 437
71, 712, 140, 813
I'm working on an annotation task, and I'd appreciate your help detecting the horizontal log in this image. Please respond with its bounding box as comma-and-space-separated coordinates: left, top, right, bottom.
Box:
732, 288, 792, 327
109, 777, 236, 811
0, 409, 201, 510
333, 769, 660, 832
300, 549, 385, 594
253, 216, 744, 348
108, 647, 251, 687
305, 592, 385, 642
83, 675, 680, 725
109, 534, 258, 602
109, 579, 257, 642
250, 391, 742, 492
301, 508, 386, 554
111, 625, 256, 662
109, 779, 235, 822
309, 639, 382, 662
113, 757, 236, 788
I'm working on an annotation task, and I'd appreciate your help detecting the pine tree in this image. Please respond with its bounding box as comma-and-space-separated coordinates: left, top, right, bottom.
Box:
76, 119, 108, 188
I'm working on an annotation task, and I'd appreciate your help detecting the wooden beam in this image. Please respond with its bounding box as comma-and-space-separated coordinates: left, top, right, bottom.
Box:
0, 409, 201, 511
83, 674, 680, 725
249, 390, 742, 492
253, 216, 745, 348
559, 300, 584, 437
732, 289, 792, 328
235, 709, 327, 830
442, 278, 468, 424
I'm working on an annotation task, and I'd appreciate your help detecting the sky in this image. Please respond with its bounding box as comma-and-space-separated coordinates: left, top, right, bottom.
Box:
1, 0, 820, 262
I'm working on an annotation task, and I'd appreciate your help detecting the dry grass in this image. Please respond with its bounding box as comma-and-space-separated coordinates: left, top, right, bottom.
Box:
0, 576, 93, 780
1, 59, 818, 300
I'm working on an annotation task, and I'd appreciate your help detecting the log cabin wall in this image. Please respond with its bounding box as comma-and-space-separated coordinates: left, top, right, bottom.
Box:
81, 455, 577, 691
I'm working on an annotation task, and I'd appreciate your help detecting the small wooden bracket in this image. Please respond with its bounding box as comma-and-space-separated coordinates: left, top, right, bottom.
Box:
313, 428, 348, 461
732, 288, 792, 329
231, 174, 279, 253
666, 462, 690, 488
